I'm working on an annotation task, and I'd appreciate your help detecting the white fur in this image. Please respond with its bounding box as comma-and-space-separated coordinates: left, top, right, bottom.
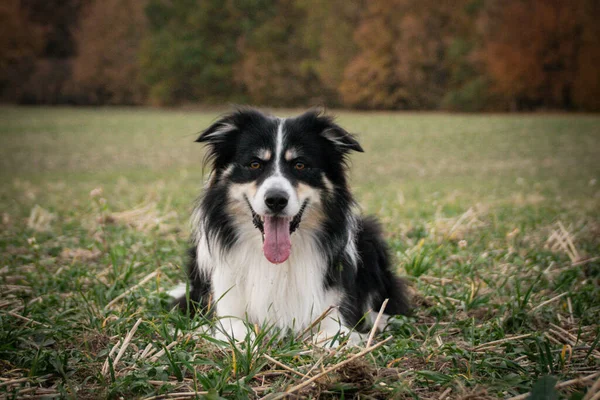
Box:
190, 200, 204, 245
192, 210, 353, 343
369, 311, 392, 332
344, 213, 360, 270
167, 282, 188, 299
274, 118, 285, 174
252, 175, 300, 217
248, 119, 301, 217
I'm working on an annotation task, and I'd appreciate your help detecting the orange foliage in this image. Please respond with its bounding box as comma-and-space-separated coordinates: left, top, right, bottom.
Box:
235, 0, 322, 106
481, 0, 600, 110
0, 0, 43, 68
311, 0, 363, 101
340, 0, 474, 109
2, 0, 598, 109
339, 0, 404, 109
71, 0, 148, 104
0, 0, 44, 98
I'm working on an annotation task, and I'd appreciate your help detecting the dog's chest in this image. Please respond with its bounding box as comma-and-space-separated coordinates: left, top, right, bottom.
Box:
224, 232, 336, 329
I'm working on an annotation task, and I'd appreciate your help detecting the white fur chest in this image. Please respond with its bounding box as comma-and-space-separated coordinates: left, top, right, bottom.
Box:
197, 222, 340, 332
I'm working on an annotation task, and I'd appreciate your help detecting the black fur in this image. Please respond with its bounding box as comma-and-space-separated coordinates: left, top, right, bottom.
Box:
339, 217, 411, 332
175, 247, 212, 317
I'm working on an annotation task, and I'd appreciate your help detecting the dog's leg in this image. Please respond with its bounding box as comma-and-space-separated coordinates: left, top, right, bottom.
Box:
211, 268, 251, 343
312, 307, 366, 347
170, 247, 213, 316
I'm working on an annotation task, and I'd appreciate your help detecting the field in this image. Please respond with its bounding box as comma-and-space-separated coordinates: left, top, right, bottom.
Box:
1, 106, 599, 399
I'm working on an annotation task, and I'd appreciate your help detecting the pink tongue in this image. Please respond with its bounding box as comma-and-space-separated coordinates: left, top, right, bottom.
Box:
263, 216, 291, 264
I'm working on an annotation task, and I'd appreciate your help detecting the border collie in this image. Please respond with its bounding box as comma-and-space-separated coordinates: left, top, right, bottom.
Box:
170, 108, 409, 345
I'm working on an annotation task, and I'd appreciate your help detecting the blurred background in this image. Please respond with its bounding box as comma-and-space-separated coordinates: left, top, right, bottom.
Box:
1, 0, 599, 111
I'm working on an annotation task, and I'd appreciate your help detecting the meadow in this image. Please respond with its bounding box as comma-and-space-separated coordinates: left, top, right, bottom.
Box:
0, 106, 599, 399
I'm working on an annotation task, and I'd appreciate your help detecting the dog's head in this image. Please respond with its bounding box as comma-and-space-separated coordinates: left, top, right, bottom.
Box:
197, 108, 363, 264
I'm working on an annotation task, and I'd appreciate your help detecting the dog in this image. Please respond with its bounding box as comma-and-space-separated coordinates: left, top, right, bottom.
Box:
170, 108, 410, 345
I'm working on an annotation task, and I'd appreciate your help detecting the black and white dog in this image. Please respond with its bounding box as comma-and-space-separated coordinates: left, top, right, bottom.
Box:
170, 108, 409, 345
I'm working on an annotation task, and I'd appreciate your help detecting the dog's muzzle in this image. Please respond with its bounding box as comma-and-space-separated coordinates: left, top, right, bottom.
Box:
243, 195, 309, 236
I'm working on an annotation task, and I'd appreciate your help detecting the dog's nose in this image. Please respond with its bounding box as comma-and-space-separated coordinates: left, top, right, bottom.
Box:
265, 190, 289, 213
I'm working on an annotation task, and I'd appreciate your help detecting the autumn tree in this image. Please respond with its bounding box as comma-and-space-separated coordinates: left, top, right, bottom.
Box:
3, 0, 597, 109
0, 0, 88, 102
235, 0, 323, 106
16, 0, 91, 103
298, 0, 364, 104
571, 0, 600, 110
396, 0, 478, 109
0, 0, 44, 99
72, 0, 148, 104
481, 0, 600, 110
340, 0, 478, 110
338, 0, 403, 109
140, 0, 243, 105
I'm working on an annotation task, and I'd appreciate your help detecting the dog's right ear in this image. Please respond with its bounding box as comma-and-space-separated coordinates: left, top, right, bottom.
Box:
195, 117, 238, 144
195, 113, 241, 172
196, 108, 267, 171
196, 107, 266, 144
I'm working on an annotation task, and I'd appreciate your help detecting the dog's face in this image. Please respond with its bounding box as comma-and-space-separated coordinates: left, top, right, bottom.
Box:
197, 109, 363, 264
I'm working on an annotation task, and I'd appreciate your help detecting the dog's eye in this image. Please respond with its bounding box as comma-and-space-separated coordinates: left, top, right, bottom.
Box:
294, 162, 305, 171
249, 161, 262, 170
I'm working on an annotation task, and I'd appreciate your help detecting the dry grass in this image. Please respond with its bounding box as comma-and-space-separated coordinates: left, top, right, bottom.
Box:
0, 107, 598, 399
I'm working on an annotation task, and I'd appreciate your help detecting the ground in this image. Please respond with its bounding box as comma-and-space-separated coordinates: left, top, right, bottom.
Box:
0, 106, 599, 399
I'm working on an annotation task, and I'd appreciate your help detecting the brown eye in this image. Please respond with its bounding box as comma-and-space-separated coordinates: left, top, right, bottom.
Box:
294, 162, 305, 170
249, 161, 261, 170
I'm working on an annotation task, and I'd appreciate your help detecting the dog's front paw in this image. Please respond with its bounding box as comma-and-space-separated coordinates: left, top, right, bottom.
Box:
345, 331, 368, 347
213, 319, 254, 344
312, 327, 369, 348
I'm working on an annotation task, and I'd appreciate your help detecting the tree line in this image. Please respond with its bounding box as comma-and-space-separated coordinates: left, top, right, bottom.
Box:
1, 0, 599, 111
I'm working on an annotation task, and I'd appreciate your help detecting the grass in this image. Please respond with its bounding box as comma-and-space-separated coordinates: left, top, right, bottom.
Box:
0, 106, 599, 399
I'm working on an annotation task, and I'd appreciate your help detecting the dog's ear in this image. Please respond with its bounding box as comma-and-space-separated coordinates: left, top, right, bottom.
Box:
195, 112, 242, 172
195, 117, 237, 144
322, 126, 364, 153
196, 108, 269, 171
196, 107, 268, 144
298, 109, 364, 153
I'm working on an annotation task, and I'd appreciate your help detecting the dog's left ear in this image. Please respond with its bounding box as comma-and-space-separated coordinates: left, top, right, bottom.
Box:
322, 125, 364, 153
299, 110, 364, 153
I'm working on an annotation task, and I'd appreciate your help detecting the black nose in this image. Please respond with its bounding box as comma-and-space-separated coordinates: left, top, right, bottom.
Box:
265, 190, 289, 213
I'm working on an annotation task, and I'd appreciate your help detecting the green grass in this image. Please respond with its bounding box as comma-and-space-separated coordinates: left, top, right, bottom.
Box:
1, 106, 599, 399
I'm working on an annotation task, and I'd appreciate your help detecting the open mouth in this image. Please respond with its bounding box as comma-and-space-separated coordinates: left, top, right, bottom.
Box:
244, 196, 309, 264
